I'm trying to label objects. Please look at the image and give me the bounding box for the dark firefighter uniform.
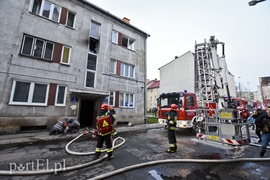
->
[109,106,117,136]
[256,106,270,157]
[166,104,178,153]
[94,104,114,160]
[253,107,264,142]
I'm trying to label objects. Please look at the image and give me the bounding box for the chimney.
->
[122,17,130,24]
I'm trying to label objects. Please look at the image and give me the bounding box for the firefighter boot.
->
[93,152,101,160]
[166,147,176,153]
[107,152,114,161]
[112,131,118,137]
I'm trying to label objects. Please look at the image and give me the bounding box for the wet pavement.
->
[0,124,270,179]
[0,123,164,148]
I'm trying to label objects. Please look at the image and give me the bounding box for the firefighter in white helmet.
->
[166,103,178,153]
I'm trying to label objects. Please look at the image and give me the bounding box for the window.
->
[9,80,49,106]
[128,38,135,50]
[108,91,115,106]
[31,0,42,15]
[55,85,67,106]
[119,93,134,108]
[112,30,118,44]
[120,63,134,78]
[66,11,75,28]
[89,21,100,54]
[30,0,61,22]
[110,59,116,74]
[85,54,97,87]
[21,35,54,60]
[61,46,71,64]
[112,30,135,50]
[90,21,100,39]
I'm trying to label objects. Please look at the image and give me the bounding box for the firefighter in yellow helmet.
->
[166,103,178,153]
[94,103,114,160]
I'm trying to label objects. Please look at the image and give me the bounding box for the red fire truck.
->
[157,91,198,129]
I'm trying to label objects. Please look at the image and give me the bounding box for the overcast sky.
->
[87,0,269,91]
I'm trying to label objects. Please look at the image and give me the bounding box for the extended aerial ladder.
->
[193,36,250,146]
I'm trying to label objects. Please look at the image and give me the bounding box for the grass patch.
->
[147,116,158,124]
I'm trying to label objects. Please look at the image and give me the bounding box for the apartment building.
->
[159,51,236,99]
[146,79,160,112]
[0,0,149,134]
[259,76,270,106]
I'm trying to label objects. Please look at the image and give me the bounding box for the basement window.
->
[21,126,47,132]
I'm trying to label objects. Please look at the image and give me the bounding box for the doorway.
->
[80,100,96,128]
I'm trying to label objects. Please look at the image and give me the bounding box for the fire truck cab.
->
[157,91,198,129]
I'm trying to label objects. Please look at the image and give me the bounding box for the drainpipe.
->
[144,35,150,124]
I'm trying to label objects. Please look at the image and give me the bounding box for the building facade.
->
[259,76,270,106]
[159,51,236,102]
[0,0,149,134]
[146,79,160,112]
[159,51,195,94]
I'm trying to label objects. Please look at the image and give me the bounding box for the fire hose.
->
[0,128,270,178]
[0,129,125,176]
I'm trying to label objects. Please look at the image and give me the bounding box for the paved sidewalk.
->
[0,123,164,147]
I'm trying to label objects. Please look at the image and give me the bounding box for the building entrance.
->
[80,100,96,128]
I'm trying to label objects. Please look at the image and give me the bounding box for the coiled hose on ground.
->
[0,130,125,176]
[0,129,269,178]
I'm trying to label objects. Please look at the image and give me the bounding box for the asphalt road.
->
[0,127,269,180]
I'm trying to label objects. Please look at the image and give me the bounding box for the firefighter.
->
[94,103,114,160]
[109,106,117,137]
[255,105,270,157]
[253,106,264,143]
[49,118,68,135]
[166,103,178,153]
[64,119,80,134]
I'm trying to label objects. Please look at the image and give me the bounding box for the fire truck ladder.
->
[195,40,215,107]
[194,36,250,146]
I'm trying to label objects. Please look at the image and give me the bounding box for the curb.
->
[0,123,164,148]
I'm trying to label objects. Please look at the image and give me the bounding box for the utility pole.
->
[247,82,251,101]
[238,76,241,98]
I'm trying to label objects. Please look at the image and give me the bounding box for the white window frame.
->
[122,34,135,50]
[60,46,71,65]
[21,35,54,60]
[112,30,118,44]
[108,91,115,106]
[110,59,116,74]
[29,0,61,22]
[55,85,67,106]
[66,10,76,28]
[120,63,134,78]
[90,21,100,39]
[85,54,97,88]
[9,80,49,106]
[119,92,135,108]
[128,38,135,50]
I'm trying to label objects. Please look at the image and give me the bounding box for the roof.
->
[78,0,150,38]
[147,80,160,89]
[158,51,193,70]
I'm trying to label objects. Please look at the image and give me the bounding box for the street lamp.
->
[238,76,241,98]
[248,0,266,6]
[247,82,251,101]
